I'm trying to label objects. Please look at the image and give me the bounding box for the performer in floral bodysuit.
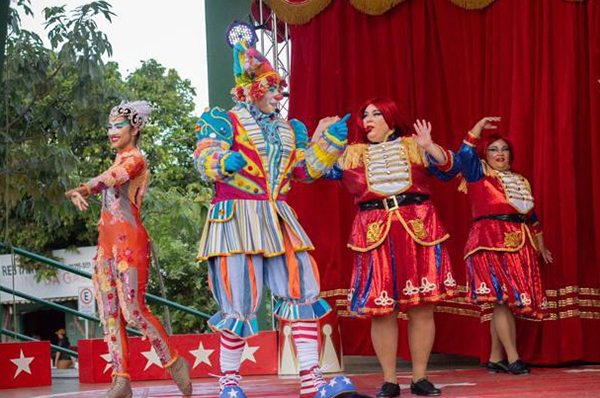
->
[65,101,192,398]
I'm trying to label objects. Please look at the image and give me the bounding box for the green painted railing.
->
[0,285,143,336]
[1,328,79,357]
[0,242,210,320]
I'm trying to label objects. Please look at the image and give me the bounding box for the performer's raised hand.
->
[223,151,247,173]
[470,116,501,138]
[65,190,89,212]
[328,113,351,141]
[312,116,340,144]
[412,119,434,150]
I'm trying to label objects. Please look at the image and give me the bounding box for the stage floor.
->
[3,365,600,398]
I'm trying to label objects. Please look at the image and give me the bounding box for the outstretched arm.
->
[457,117,501,182]
[291,114,349,182]
[65,151,145,211]
[413,119,447,164]
[413,119,460,181]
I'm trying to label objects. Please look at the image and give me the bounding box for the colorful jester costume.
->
[193,42,356,398]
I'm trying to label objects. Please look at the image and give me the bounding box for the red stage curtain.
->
[286,0,600,365]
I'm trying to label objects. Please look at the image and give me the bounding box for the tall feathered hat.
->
[109,100,153,130]
[231,41,287,102]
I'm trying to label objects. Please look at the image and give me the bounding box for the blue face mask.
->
[106,120,130,135]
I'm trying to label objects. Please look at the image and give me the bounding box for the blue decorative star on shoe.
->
[220,386,247,398]
[315,376,357,398]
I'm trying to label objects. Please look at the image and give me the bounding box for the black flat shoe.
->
[376,382,400,397]
[410,378,441,396]
[485,359,509,373]
[508,359,530,375]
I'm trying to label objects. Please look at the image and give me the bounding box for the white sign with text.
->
[0,246,96,303]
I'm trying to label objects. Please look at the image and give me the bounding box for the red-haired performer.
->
[457,117,552,375]
[326,97,460,397]
[65,101,192,398]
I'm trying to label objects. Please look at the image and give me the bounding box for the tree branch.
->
[6,64,62,130]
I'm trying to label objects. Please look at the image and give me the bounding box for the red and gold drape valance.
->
[255,0,586,24]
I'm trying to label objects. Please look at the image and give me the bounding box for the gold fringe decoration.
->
[349,0,408,16]
[258,0,588,25]
[340,143,367,170]
[446,0,498,10]
[402,136,428,166]
[257,0,333,25]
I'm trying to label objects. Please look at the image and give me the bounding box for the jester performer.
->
[325,97,460,397]
[457,117,552,375]
[65,101,192,398]
[193,41,357,398]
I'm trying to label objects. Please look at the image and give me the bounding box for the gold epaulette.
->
[402,136,428,166]
[340,144,367,170]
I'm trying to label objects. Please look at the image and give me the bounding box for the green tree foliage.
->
[1,0,119,257]
[1,1,215,332]
[143,184,216,333]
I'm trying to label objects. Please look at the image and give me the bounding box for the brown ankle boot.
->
[168,356,193,396]
[104,376,132,398]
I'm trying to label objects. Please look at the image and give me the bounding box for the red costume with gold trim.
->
[458,132,547,318]
[329,136,460,316]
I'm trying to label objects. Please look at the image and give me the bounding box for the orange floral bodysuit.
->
[83,147,176,377]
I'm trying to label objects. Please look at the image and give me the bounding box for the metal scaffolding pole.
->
[257,0,291,117]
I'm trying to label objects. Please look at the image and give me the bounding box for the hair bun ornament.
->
[110,100,153,129]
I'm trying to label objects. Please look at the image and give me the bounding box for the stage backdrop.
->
[278,0,600,365]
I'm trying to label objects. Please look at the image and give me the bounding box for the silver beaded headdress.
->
[109,100,153,130]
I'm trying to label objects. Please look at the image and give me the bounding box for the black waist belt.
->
[358,193,430,211]
[473,214,532,224]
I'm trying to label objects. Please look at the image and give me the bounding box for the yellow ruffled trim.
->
[323,129,346,148]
